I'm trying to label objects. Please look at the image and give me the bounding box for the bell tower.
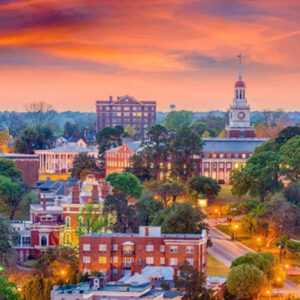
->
[225,54,255,138]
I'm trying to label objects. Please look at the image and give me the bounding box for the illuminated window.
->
[234,163,239,169]
[242,153,246,159]
[137,112,142,117]
[146,257,154,265]
[99,257,107,264]
[160,162,164,168]
[65,233,70,245]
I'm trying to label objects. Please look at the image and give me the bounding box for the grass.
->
[214,185,253,205]
[207,255,230,277]
[22,259,37,266]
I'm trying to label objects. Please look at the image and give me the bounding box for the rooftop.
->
[0,153,39,159]
[34,145,97,153]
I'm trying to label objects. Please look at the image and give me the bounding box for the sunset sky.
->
[0,0,300,112]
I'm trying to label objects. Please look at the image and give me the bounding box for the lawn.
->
[207,254,230,277]
[214,185,253,205]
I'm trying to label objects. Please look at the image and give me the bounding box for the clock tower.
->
[225,54,255,138]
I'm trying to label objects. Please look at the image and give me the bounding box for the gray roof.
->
[202,138,268,153]
[0,153,39,159]
[83,232,204,238]
[109,140,142,153]
[36,145,95,152]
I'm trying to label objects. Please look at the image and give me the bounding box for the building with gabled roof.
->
[96,95,156,135]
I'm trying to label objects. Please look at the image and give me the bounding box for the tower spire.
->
[237,53,243,80]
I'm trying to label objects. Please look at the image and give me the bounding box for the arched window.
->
[236,90,238,99]
[65,216,71,228]
[243,90,245,99]
[41,236,47,247]
[65,233,70,245]
[240,90,242,99]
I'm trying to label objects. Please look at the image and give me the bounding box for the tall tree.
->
[174,260,206,300]
[279,135,300,181]
[284,181,300,207]
[0,158,22,182]
[169,126,203,182]
[25,101,56,125]
[231,151,282,202]
[103,193,139,233]
[22,275,52,300]
[71,153,102,180]
[275,126,300,146]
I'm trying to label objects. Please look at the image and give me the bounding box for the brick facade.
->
[79,227,207,281]
[96,95,156,135]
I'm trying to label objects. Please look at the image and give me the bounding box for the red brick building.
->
[105,140,141,175]
[96,95,156,135]
[79,226,207,281]
[0,153,39,186]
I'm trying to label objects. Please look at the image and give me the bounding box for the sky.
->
[0,0,300,112]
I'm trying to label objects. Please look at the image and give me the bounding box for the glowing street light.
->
[231,224,239,240]
[257,237,262,252]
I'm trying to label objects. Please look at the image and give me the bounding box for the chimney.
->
[109,96,113,102]
[92,185,99,204]
[145,227,149,237]
[42,195,46,210]
[138,264,142,274]
[131,264,135,276]
[72,184,80,204]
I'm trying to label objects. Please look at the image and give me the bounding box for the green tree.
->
[96,126,124,154]
[153,202,208,234]
[0,274,20,300]
[164,110,193,131]
[284,181,300,207]
[127,154,152,182]
[169,126,203,182]
[63,121,81,138]
[0,158,22,182]
[0,213,19,268]
[14,127,38,154]
[174,260,206,300]
[76,202,108,236]
[0,176,25,220]
[103,193,139,233]
[227,264,266,299]
[188,176,221,200]
[275,126,300,146]
[105,172,143,198]
[231,151,282,202]
[71,153,102,180]
[135,190,164,226]
[156,181,184,206]
[279,135,300,181]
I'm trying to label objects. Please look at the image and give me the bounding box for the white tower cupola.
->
[225,54,255,138]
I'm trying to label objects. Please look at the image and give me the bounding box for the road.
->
[207,221,300,296]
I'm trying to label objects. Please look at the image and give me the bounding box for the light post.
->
[231,224,239,241]
[257,237,262,252]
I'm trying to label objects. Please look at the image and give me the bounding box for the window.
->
[186,246,194,253]
[65,216,71,228]
[65,233,70,245]
[226,163,231,168]
[22,236,31,246]
[83,256,90,264]
[220,153,224,158]
[186,258,194,265]
[160,245,165,252]
[99,244,107,252]
[113,268,118,275]
[219,163,224,168]
[242,153,246,159]
[137,112,142,117]
[113,256,118,264]
[170,258,178,266]
[83,244,90,251]
[234,154,239,158]
[170,245,178,253]
[146,257,154,265]
[160,257,165,265]
[227,154,231,158]
[146,244,154,252]
[99,257,107,264]
[40,235,47,247]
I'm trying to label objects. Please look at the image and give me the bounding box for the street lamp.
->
[231,224,239,241]
[257,237,262,252]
